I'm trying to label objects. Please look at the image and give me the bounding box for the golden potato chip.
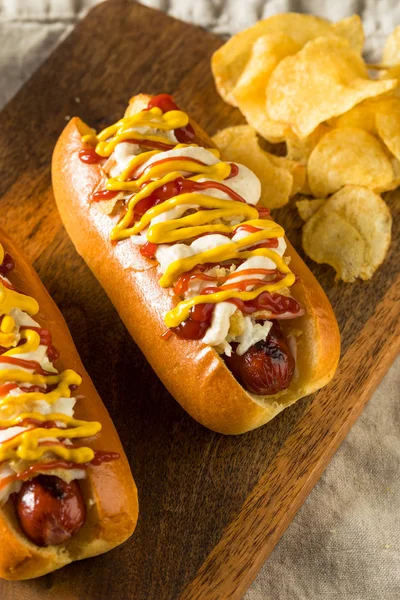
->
[232,33,300,142]
[307,127,393,197]
[373,156,400,193]
[296,199,325,221]
[267,153,306,196]
[328,100,378,133]
[379,63,400,79]
[331,15,364,54]
[383,25,400,66]
[375,97,400,161]
[285,124,331,163]
[211,13,365,106]
[300,179,312,196]
[378,64,400,97]
[329,96,398,135]
[266,37,397,138]
[302,186,392,281]
[384,157,400,191]
[212,124,293,208]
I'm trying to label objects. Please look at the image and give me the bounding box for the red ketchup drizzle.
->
[90,451,120,466]
[0,382,18,396]
[131,174,250,256]
[147,94,180,113]
[247,239,279,251]
[138,156,206,180]
[234,224,262,234]
[174,267,275,296]
[20,384,52,393]
[226,163,239,179]
[0,279,26,295]
[171,292,301,341]
[174,272,217,296]
[20,325,60,362]
[161,329,173,340]
[124,138,174,151]
[0,419,58,432]
[0,451,120,491]
[79,148,102,164]
[140,242,158,259]
[0,382,49,396]
[0,252,15,275]
[91,189,119,202]
[132,175,246,233]
[147,94,195,143]
[0,355,52,376]
[228,292,301,316]
[257,207,271,218]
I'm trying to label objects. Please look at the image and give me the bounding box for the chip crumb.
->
[64,115,71,121]
[75,96,81,103]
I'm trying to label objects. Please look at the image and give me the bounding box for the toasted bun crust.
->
[0,230,138,580]
[52,96,340,435]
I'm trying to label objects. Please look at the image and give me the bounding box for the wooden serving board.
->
[0,2,399,598]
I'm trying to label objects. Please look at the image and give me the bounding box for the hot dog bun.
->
[0,229,138,580]
[52,95,340,435]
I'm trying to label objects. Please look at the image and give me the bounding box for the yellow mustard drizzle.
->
[0,243,101,465]
[84,104,295,328]
[85,107,189,157]
[0,315,16,348]
[0,280,39,316]
[4,328,40,356]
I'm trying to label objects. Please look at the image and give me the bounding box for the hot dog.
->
[16,476,86,547]
[52,93,340,435]
[0,230,138,580]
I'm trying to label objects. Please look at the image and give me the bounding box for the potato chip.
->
[385,157,400,191]
[302,186,392,281]
[331,15,364,54]
[299,179,312,196]
[267,153,306,196]
[212,124,293,208]
[329,96,400,139]
[232,33,300,142]
[382,25,400,66]
[296,199,325,221]
[328,100,378,133]
[378,64,400,98]
[266,37,397,138]
[373,156,400,193]
[307,127,394,197]
[211,13,365,106]
[285,124,331,163]
[375,97,400,161]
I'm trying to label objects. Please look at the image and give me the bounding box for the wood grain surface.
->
[0,2,399,599]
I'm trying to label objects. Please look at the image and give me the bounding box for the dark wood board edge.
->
[182,278,400,599]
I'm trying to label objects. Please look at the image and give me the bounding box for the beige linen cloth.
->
[1,1,399,598]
